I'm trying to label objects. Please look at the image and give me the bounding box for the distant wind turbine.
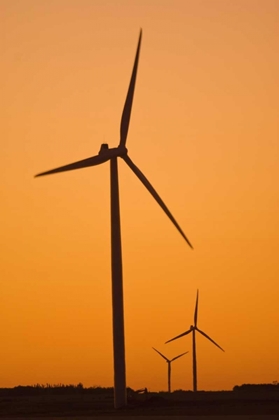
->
[152,347,188,393]
[35,30,193,408]
[165,290,224,392]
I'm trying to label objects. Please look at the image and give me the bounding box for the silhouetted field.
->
[1,385,279,416]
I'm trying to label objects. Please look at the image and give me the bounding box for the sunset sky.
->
[1,0,279,392]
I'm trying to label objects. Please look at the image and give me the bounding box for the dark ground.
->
[1,391,279,417]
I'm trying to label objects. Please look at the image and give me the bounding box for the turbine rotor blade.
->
[152,347,169,362]
[34,154,109,177]
[165,328,192,344]
[119,29,142,148]
[123,155,193,249]
[170,351,189,362]
[196,327,225,352]
[194,289,199,327]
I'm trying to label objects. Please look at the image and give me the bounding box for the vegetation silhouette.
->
[1,383,278,416]
[1,382,278,396]
[233,382,279,392]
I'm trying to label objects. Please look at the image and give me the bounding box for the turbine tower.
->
[35,30,193,408]
[165,290,224,392]
[152,347,188,393]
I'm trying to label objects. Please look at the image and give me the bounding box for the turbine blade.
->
[194,289,199,327]
[123,155,193,249]
[196,328,225,352]
[119,29,142,148]
[35,154,109,177]
[165,328,192,344]
[171,351,188,362]
[152,347,169,362]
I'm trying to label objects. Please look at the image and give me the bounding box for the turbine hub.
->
[118,145,128,156]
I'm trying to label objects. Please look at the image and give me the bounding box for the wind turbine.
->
[152,347,188,393]
[35,30,193,408]
[165,290,224,392]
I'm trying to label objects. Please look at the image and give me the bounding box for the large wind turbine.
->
[165,290,224,392]
[35,30,193,408]
[152,347,188,393]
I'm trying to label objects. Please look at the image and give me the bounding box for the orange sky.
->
[1,0,279,392]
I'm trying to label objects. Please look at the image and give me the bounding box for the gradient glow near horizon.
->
[1,0,279,392]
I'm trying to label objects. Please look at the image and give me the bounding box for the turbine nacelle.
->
[99,143,109,152]
[98,144,128,158]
